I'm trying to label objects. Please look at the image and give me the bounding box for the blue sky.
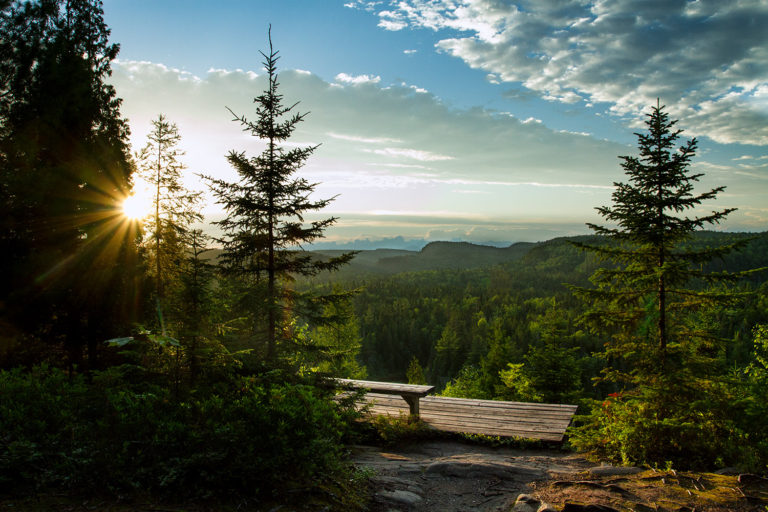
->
[103,0,768,247]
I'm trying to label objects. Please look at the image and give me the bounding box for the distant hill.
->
[311,241,535,279]
[376,241,534,273]
[202,231,768,282]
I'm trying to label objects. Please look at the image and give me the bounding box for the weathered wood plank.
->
[363,395,575,421]
[353,392,577,442]
[423,395,578,411]
[366,406,573,428]
[336,378,434,396]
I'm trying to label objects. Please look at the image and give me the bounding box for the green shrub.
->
[0,365,351,500]
[569,381,768,472]
[366,413,434,445]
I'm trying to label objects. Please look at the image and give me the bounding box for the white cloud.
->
[334,72,382,85]
[327,132,403,144]
[404,49,418,55]
[343,0,383,11]
[371,147,455,161]
[108,59,765,236]
[362,0,768,145]
[378,10,408,30]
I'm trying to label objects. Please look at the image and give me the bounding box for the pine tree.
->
[571,101,751,385]
[176,228,215,384]
[135,114,202,331]
[0,0,136,368]
[570,102,760,467]
[204,29,353,362]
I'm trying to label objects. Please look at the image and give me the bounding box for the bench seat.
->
[358,393,577,442]
[335,378,435,415]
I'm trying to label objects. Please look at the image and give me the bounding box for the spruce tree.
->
[176,228,215,385]
[135,114,202,331]
[205,29,353,362]
[570,102,758,467]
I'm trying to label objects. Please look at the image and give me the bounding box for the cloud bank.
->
[109,58,767,243]
[350,0,768,145]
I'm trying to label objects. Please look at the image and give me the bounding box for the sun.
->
[121,187,153,220]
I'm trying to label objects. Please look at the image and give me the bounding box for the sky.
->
[103,0,768,249]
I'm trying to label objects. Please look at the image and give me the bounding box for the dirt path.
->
[352,441,592,511]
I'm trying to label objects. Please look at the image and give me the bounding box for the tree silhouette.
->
[135,114,202,332]
[205,29,353,362]
[0,0,136,369]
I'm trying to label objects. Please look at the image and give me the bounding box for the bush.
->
[352,413,434,446]
[569,380,768,472]
[0,365,351,501]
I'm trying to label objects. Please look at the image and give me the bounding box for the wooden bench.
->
[334,378,435,416]
[351,391,577,442]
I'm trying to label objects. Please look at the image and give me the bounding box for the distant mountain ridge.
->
[312,240,535,277]
[204,231,768,280]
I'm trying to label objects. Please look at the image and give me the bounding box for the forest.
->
[1,0,767,510]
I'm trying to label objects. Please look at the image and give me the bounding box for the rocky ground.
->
[352,441,768,512]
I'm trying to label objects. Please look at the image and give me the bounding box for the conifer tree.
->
[176,228,215,384]
[0,0,136,368]
[135,114,202,330]
[406,356,427,385]
[570,102,759,467]
[205,29,353,362]
[572,101,751,384]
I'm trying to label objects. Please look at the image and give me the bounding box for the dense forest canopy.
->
[1,1,767,507]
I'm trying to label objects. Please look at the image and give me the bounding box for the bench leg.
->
[403,395,420,416]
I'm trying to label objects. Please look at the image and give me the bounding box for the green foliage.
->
[0,365,352,501]
[569,377,767,472]
[571,103,750,386]
[739,325,768,472]
[747,324,768,386]
[500,306,584,404]
[366,414,434,446]
[442,365,493,399]
[0,0,137,368]
[406,356,427,385]
[304,296,367,378]
[203,29,354,361]
[569,103,766,470]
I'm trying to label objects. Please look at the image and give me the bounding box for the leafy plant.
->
[366,414,434,446]
[0,365,354,500]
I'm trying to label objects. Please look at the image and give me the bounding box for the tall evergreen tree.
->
[135,114,202,331]
[0,0,136,368]
[570,102,759,467]
[572,101,751,384]
[175,228,215,385]
[205,29,353,362]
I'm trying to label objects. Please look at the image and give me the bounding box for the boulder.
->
[376,489,423,507]
[511,493,541,512]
